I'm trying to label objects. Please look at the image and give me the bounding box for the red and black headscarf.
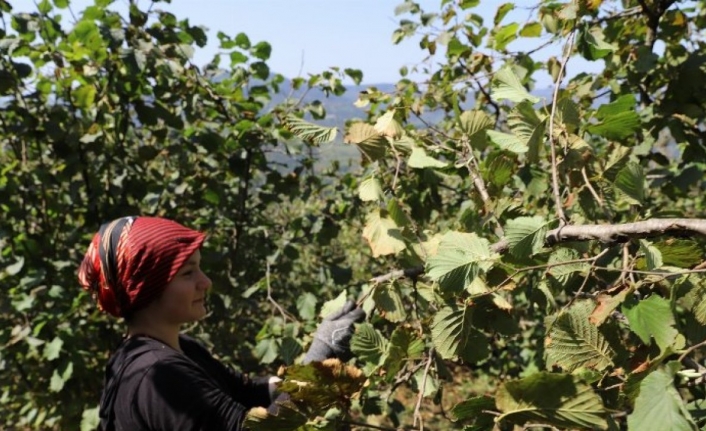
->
[78,216,206,318]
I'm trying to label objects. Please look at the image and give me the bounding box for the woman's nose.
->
[198,271,212,290]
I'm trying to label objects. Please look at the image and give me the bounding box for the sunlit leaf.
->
[487,130,528,153]
[381,327,425,377]
[345,122,387,161]
[614,162,644,205]
[362,209,406,257]
[42,336,63,361]
[408,146,448,169]
[374,110,404,138]
[545,300,616,372]
[627,362,697,431]
[350,323,387,365]
[372,281,407,323]
[431,305,489,363]
[520,22,542,37]
[639,239,663,270]
[653,240,702,268]
[504,216,550,258]
[491,66,540,104]
[622,295,678,352]
[358,176,384,202]
[426,231,498,293]
[285,115,337,145]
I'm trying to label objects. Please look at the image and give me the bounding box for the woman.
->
[78,216,364,431]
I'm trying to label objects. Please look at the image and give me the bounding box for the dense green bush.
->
[3,0,706,430]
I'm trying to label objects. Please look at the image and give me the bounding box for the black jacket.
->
[100,334,271,431]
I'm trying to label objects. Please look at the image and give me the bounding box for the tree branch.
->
[371,218,706,283]
[548,29,576,223]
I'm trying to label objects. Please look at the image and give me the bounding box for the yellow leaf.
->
[374,111,404,138]
[362,209,406,257]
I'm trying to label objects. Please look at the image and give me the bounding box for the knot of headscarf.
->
[78,216,206,318]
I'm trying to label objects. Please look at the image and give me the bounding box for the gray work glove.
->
[302,300,366,364]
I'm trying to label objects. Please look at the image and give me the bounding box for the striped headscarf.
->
[78,216,206,318]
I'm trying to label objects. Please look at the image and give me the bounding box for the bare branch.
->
[548,29,576,223]
[413,348,435,431]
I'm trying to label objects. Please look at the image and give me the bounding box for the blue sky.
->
[12,0,603,87]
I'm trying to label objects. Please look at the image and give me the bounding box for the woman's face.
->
[147,249,212,325]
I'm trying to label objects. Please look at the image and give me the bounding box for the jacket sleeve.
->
[133,357,251,431]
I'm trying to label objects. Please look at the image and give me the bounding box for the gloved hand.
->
[302,300,366,364]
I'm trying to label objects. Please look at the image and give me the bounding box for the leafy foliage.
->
[4,0,706,429]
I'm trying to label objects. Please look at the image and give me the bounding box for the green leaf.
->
[459,110,493,150]
[372,282,407,323]
[235,32,251,49]
[73,84,96,109]
[49,362,73,392]
[374,111,404,138]
[545,300,616,372]
[53,0,69,8]
[362,209,406,257]
[504,216,550,258]
[520,22,542,37]
[452,396,495,423]
[408,146,448,169]
[358,176,384,202]
[622,295,678,352]
[229,50,248,65]
[350,323,388,364]
[431,305,489,363]
[491,67,540,104]
[491,22,519,51]
[459,110,494,136]
[426,231,498,293]
[494,3,515,25]
[5,257,24,275]
[381,327,425,377]
[601,144,631,181]
[627,362,697,431]
[254,338,279,364]
[320,291,348,319]
[639,240,663,270]
[496,372,608,430]
[251,41,271,60]
[80,406,100,431]
[42,336,63,361]
[614,162,644,205]
[578,25,616,61]
[486,130,528,153]
[586,95,640,140]
[279,337,302,365]
[344,68,363,85]
[507,101,546,162]
[386,199,411,228]
[548,248,589,284]
[345,122,387,161]
[653,240,702,268]
[296,292,317,320]
[285,115,337,145]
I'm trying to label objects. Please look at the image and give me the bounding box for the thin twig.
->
[413,348,435,431]
[580,167,611,221]
[341,419,414,431]
[548,29,576,223]
[565,247,611,308]
[678,339,706,362]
